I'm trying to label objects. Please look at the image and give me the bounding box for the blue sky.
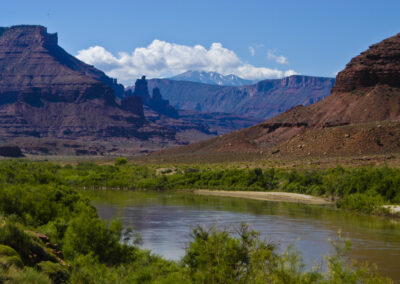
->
[2,0,400,84]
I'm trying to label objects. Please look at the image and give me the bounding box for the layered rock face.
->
[0,25,157,140]
[332,33,400,93]
[0,25,124,105]
[261,33,400,129]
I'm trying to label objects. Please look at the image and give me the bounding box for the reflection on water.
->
[88,190,400,282]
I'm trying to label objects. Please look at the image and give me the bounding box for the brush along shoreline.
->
[193,190,333,205]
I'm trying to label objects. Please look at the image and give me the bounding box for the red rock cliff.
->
[332,33,400,93]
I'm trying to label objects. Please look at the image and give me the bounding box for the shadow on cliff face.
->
[0,146,24,157]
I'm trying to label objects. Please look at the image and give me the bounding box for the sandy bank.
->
[194,190,333,205]
[382,205,400,214]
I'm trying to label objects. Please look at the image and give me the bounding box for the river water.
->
[88,190,400,281]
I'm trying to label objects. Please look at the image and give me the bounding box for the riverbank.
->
[194,190,333,205]
[382,205,400,214]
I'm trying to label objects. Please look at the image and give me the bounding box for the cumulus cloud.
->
[267,51,289,65]
[76,40,297,85]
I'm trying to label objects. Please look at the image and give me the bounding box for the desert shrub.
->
[0,184,92,228]
[62,213,134,264]
[69,253,187,284]
[182,225,391,284]
[0,221,57,266]
[183,224,278,283]
[3,266,51,284]
[0,245,23,268]
[115,157,128,166]
[336,193,385,214]
[38,261,70,284]
[281,170,324,194]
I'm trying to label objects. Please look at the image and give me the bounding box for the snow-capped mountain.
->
[169,70,255,86]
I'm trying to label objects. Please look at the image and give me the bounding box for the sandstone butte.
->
[0,25,264,157]
[0,25,162,140]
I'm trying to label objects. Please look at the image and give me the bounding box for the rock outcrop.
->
[125,76,179,118]
[332,33,400,93]
[0,25,162,141]
[0,25,124,105]
[150,87,179,118]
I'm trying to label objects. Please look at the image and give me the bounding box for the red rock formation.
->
[127,76,179,118]
[0,25,257,154]
[0,25,124,104]
[156,32,400,156]
[332,33,400,93]
[0,25,167,140]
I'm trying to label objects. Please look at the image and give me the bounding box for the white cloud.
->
[76,40,297,85]
[267,51,289,65]
[249,46,255,56]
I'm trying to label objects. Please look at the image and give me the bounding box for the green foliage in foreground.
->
[0,159,396,282]
[1,159,399,214]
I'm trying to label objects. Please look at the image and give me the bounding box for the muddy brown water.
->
[88,191,400,282]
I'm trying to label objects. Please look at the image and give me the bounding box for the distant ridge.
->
[147,75,335,120]
[169,70,255,86]
[149,32,400,160]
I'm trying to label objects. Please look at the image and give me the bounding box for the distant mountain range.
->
[169,70,255,86]
[152,32,400,160]
[147,75,335,120]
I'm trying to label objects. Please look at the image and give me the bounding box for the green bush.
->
[38,261,70,284]
[337,193,385,214]
[62,213,134,264]
[183,224,278,283]
[0,245,23,268]
[0,255,24,269]
[3,266,52,284]
[115,157,128,166]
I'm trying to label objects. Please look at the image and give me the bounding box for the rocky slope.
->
[146,75,334,119]
[150,32,400,159]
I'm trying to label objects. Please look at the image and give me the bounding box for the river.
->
[88,190,400,282]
